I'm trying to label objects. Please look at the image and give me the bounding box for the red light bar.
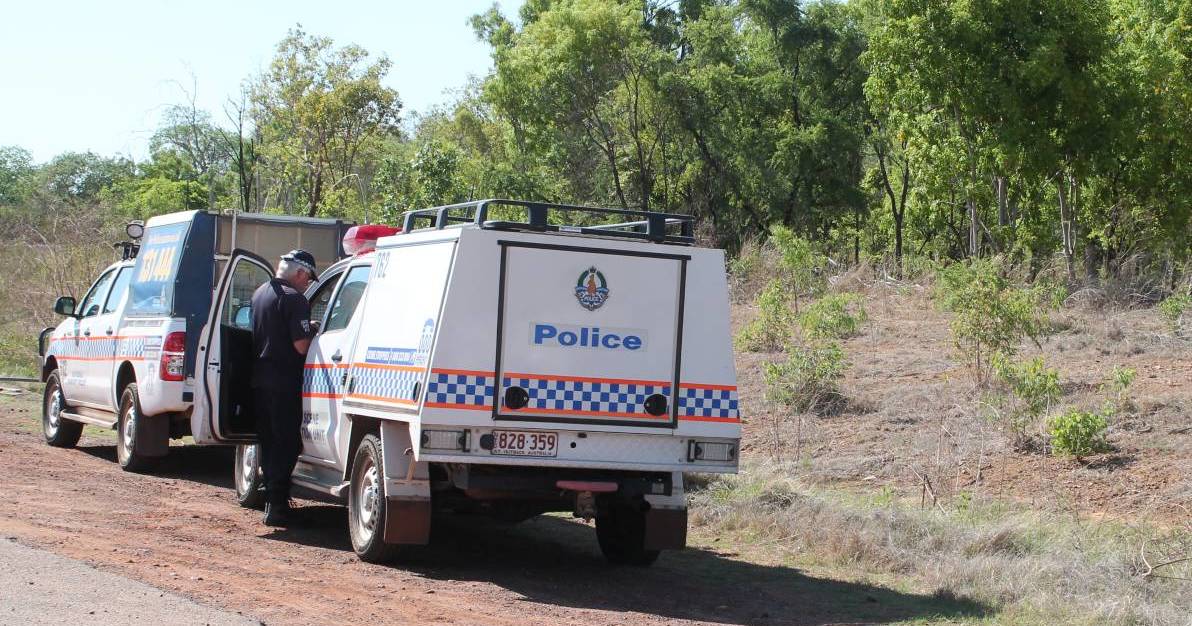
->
[343,224,400,255]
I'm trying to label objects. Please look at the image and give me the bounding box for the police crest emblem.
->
[574,266,610,311]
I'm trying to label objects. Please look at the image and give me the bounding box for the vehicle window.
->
[78,270,117,318]
[127,221,190,317]
[323,266,371,333]
[102,267,133,315]
[308,273,343,326]
[221,259,272,330]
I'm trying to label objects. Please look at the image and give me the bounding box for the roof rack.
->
[399,199,695,245]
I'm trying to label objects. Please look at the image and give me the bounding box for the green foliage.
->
[1158,294,1189,334]
[763,341,847,412]
[769,225,827,309]
[1049,409,1109,458]
[936,259,1054,383]
[736,279,795,352]
[798,293,868,339]
[992,355,1062,445]
[1102,365,1136,416]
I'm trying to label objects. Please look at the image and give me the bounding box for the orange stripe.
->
[679,415,741,423]
[432,368,495,377]
[49,335,142,342]
[505,406,670,420]
[304,363,349,370]
[681,382,738,391]
[502,372,670,387]
[345,393,417,406]
[302,392,342,399]
[355,362,424,372]
[424,401,490,411]
[56,356,146,362]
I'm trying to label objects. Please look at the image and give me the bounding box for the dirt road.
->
[0,391,980,626]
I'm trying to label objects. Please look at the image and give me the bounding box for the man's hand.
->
[310,320,321,333]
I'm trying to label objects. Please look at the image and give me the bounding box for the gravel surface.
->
[0,538,259,625]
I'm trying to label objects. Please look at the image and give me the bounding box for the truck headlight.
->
[687,440,736,463]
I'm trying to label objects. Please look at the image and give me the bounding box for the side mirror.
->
[53,296,77,317]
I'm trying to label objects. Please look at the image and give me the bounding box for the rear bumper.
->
[417,426,739,474]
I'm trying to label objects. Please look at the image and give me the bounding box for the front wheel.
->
[116,383,158,473]
[42,371,82,448]
[348,434,400,563]
[596,500,660,567]
[234,444,265,509]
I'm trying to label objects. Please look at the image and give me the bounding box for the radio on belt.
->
[191,199,741,566]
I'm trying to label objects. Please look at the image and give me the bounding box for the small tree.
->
[992,355,1061,448]
[737,279,796,351]
[936,258,1053,384]
[1050,410,1109,459]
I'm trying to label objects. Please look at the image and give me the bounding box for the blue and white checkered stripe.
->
[303,366,346,397]
[504,376,670,416]
[49,335,149,360]
[352,365,423,403]
[678,386,740,419]
[426,372,495,408]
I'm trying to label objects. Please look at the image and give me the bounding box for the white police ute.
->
[194,200,742,565]
[38,210,351,471]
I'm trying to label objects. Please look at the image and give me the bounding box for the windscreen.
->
[127,221,191,316]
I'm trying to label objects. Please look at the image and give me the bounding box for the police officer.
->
[251,249,319,527]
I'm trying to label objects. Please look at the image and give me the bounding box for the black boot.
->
[263,495,292,527]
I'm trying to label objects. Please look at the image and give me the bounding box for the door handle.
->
[105,328,114,335]
[331,350,342,362]
[83,330,91,337]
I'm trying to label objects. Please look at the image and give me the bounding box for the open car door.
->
[192,249,273,444]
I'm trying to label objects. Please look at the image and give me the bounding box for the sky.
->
[0,0,522,164]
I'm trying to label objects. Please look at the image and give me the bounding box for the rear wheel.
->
[116,383,157,473]
[596,499,660,567]
[234,444,265,509]
[348,434,400,563]
[42,371,82,448]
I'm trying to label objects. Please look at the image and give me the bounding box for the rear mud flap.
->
[137,414,171,457]
[384,497,432,545]
[643,507,687,550]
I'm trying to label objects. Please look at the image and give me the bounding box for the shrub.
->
[798,293,868,340]
[1103,365,1136,415]
[1049,409,1109,458]
[993,355,1061,446]
[769,225,826,311]
[935,258,1054,383]
[1158,294,1189,334]
[763,341,847,412]
[737,279,796,351]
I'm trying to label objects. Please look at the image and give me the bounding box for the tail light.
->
[160,331,186,381]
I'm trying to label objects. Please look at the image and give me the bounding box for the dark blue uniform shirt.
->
[250,278,316,390]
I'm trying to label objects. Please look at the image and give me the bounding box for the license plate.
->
[490,430,559,458]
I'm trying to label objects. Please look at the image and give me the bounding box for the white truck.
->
[196,200,741,565]
[38,210,351,471]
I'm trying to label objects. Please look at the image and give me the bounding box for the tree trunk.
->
[1057,174,1076,281]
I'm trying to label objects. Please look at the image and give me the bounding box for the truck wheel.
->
[596,500,660,567]
[42,370,82,448]
[234,444,266,509]
[348,434,400,563]
[116,383,158,473]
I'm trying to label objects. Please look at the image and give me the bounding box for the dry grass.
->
[689,462,1192,625]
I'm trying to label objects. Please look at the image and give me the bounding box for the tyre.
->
[234,444,266,509]
[42,370,82,448]
[116,383,158,473]
[348,434,400,563]
[595,500,660,567]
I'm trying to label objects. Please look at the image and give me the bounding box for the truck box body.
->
[336,227,741,472]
